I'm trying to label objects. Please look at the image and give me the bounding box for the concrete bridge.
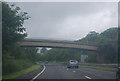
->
[20,38,98,51]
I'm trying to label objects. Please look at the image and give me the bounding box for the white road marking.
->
[85,76,92,79]
[30,65,46,81]
[73,71,76,72]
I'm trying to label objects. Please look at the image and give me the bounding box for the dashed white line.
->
[30,65,46,81]
[85,76,92,79]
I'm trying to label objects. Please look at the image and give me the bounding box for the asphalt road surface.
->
[34,64,116,79]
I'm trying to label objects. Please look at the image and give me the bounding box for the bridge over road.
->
[19,38,98,51]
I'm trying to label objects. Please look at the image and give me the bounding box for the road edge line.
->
[85,76,92,79]
[30,65,46,81]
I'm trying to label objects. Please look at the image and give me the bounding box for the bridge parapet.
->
[20,38,98,51]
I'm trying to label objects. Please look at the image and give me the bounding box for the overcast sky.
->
[14,2,118,41]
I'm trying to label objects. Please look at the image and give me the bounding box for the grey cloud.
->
[13,2,118,40]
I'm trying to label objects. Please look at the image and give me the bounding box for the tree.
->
[78,31,99,45]
[2,2,29,51]
[2,2,31,75]
[24,47,38,62]
[98,27,118,63]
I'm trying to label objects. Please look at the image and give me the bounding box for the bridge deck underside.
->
[20,41,97,51]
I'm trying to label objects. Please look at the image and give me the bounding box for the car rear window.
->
[70,60,76,62]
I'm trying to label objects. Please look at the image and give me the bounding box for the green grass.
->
[80,65,117,72]
[3,64,41,79]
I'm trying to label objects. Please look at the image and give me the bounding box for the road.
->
[33,63,116,79]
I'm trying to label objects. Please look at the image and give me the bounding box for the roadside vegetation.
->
[3,64,40,79]
[80,65,117,72]
[2,2,41,77]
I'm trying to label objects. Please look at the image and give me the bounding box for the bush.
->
[3,59,33,75]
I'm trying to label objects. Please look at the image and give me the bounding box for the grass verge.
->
[80,65,117,72]
[3,64,40,79]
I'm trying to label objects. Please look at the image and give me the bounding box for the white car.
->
[67,60,79,68]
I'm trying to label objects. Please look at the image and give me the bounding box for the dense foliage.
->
[97,28,118,63]
[2,2,39,75]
